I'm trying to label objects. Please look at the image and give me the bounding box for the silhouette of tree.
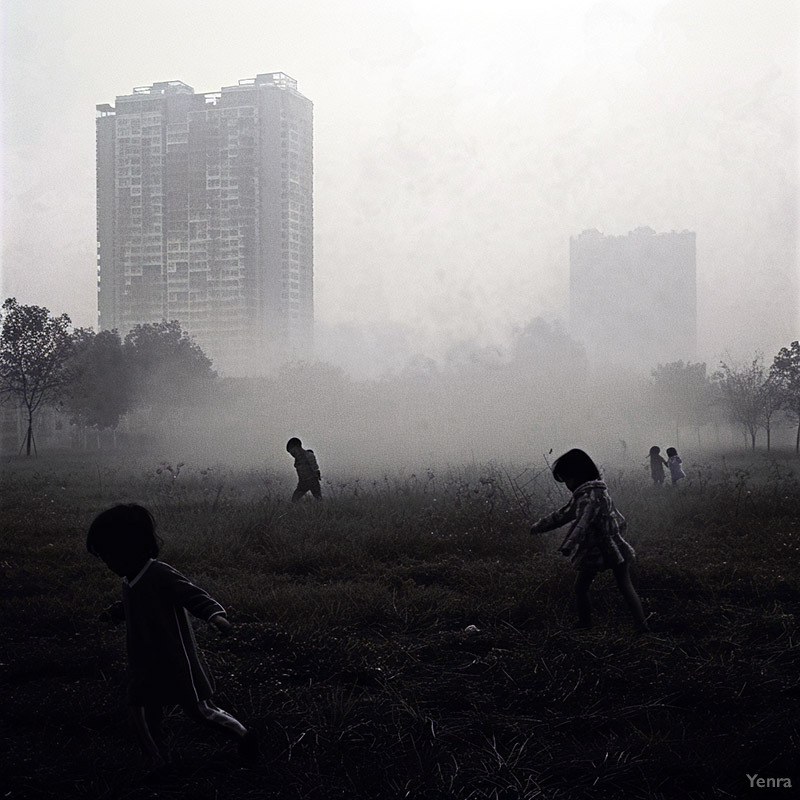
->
[771,341,800,453]
[510,319,586,371]
[62,328,131,446]
[651,361,714,447]
[714,356,770,450]
[0,298,73,455]
[123,320,216,409]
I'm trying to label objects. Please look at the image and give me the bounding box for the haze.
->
[1,0,798,379]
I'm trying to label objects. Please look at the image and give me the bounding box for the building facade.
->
[96,73,313,375]
[569,228,697,370]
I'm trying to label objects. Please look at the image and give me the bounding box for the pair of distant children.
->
[87,446,648,770]
[648,445,685,485]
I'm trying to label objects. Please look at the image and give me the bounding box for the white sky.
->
[1,0,798,369]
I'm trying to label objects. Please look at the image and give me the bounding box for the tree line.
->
[651,347,800,452]
[0,298,214,455]
[2,296,800,456]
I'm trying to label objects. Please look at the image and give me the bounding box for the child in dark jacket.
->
[87,504,258,767]
[648,446,668,485]
[529,449,649,633]
[286,437,322,502]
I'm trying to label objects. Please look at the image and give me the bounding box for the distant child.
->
[87,504,258,768]
[529,449,649,633]
[648,446,668,486]
[286,437,322,502]
[666,447,686,484]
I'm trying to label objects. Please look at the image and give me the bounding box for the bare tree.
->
[651,361,714,447]
[714,355,774,450]
[0,298,74,455]
[759,373,783,451]
[771,341,800,454]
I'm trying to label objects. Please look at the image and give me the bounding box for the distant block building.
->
[569,228,697,370]
[96,74,313,375]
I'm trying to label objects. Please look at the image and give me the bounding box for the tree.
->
[714,356,769,450]
[771,341,800,454]
[0,298,74,455]
[651,361,714,447]
[123,320,216,409]
[62,328,131,446]
[759,373,783,451]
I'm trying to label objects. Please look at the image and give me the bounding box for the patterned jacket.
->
[530,480,635,571]
[668,455,686,481]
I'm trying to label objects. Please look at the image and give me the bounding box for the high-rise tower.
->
[96,73,313,374]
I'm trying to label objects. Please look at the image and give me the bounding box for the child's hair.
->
[286,437,302,452]
[86,504,160,562]
[649,445,661,456]
[551,449,601,485]
[666,447,678,457]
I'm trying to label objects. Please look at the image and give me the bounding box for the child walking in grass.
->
[87,504,258,768]
[286,437,322,502]
[529,449,649,633]
[666,447,686,484]
[648,446,668,486]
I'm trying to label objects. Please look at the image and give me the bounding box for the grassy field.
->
[1,450,799,799]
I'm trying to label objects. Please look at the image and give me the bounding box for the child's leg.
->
[185,700,247,738]
[573,570,596,627]
[131,705,167,765]
[612,562,648,631]
[182,700,259,761]
[291,485,307,503]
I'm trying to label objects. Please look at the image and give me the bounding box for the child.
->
[648,445,668,486]
[87,504,258,768]
[529,449,649,633]
[286,437,322,502]
[666,447,686,484]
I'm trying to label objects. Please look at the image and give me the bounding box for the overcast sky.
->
[1,0,798,370]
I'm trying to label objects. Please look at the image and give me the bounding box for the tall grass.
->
[1,451,799,798]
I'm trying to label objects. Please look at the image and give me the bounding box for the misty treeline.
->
[2,296,800,462]
[0,298,213,455]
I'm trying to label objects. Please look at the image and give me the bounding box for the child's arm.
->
[530,500,575,535]
[306,450,321,479]
[161,563,227,621]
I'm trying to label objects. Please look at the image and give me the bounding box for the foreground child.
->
[87,504,258,767]
[529,449,649,633]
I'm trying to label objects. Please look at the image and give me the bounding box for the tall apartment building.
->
[96,73,313,375]
[570,228,697,370]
